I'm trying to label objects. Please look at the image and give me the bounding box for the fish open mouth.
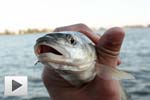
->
[34,43,72,65]
[35,44,63,55]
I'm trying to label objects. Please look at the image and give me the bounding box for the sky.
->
[0,0,150,31]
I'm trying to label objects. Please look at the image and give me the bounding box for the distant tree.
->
[124,25,144,28]
[99,27,106,30]
[147,24,150,28]
[2,28,53,35]
[4,30,12,35]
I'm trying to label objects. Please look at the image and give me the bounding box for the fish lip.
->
[34,42,69,57]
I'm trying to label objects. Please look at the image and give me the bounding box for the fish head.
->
[34,31,96,68]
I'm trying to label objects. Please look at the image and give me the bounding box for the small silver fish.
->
[34,31,134,86]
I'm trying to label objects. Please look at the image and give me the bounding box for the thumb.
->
[96,27,125,67]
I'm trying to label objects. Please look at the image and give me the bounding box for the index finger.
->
[54,23,100,44]
[54,24,121,65]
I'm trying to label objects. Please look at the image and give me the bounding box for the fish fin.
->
[95,63,135,80]
[119,81,131,100]
[34,61,40,66]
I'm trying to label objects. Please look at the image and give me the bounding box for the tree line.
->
[0,28,53,35]
[0,24,150,35]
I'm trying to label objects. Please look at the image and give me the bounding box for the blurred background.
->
[0,0,150,100]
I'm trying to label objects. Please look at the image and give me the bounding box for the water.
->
[0,33,49,100]
[0,28,150,100]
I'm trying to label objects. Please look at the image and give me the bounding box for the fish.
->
[34,31,134,86]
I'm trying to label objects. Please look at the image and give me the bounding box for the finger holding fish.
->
[34,30,134,85]
[54,23,100,44]
[94,27,135,80]
[34,24,135,100]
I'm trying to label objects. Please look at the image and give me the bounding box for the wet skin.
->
[42,23,124,100]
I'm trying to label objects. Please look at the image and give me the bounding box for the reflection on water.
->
[0,28,150,100]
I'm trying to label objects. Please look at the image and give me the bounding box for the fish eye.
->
[66,34,77,45]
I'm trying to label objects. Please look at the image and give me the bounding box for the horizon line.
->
[0,24,150,32]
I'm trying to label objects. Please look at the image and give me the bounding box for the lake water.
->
[0,28,150,100]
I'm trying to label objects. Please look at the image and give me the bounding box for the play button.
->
[4,76,28,96]
[12,80,22,91]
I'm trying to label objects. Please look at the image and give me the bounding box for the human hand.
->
[42,23,125,100]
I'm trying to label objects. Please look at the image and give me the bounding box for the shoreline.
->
[0,28,53,35]
[0,26,150,35]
